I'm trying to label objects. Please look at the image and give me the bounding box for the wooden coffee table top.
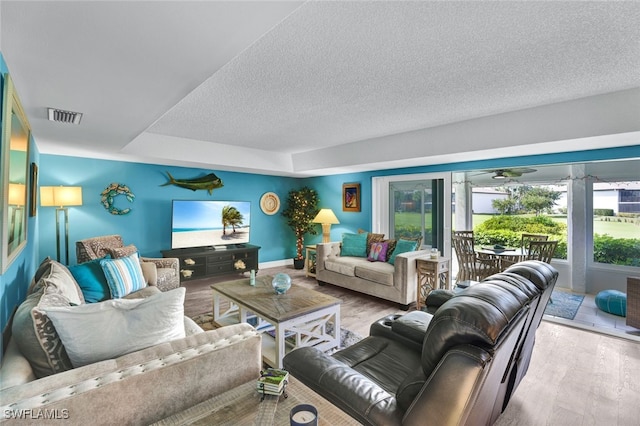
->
[153,376,360,425]
[211,275,341,323]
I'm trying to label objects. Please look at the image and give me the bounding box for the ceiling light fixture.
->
[492,171,506,179]
[47,107,83,124]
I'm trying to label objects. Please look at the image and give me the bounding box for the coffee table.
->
[152,376,360,425]
[211,275,341,368]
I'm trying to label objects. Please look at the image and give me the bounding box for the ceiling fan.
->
[481,168,537,179]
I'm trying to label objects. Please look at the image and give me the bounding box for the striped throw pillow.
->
[100,252,147,298]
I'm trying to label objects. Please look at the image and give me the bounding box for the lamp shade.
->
[40,186,83,207]
[8,183,26,206]
[313,208,340,224]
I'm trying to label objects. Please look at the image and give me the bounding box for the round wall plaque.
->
[260,192,280,215]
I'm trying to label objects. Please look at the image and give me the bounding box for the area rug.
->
[544,290,585,320]
[191,313,363,349]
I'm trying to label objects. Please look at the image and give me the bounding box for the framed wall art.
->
[342,183,361,212]
[29,163,38,217]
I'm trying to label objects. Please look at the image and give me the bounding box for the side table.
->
[305,245,317,278]
[416,256,450,310]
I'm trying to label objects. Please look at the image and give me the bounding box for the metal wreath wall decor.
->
[101,183,135,215]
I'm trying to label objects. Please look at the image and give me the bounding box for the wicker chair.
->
[76,235,180,292]
[452,231,500,283]
[525,240,558,263]
[501,233,549,268]
[627,277,640,329]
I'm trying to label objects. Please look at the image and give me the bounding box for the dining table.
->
[476,247,528,271]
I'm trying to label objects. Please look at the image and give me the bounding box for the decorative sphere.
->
[272,273,292,294]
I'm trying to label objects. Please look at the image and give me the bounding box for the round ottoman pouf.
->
[595,290,627,317]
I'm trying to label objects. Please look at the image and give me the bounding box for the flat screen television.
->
[171,200,251,249]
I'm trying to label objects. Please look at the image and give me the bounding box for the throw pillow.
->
[13,259,85,377]
[100,252,147,298]
[358,229,385,253]
[367,242,389,262]
[388,239,419,265]
[383,239,398,259]
[107,244,138,259]
[27,256,53,295]
[69,258,111,303]
[341,232,368,257]
[44,287,186,368]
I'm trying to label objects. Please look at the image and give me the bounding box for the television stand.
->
[162,244,260,283]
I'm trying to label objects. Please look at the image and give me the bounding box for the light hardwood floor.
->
[183,266,640,426]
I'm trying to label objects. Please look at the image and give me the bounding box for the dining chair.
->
[521,233,548,249]
[452,231,500,283]
[501,233,550,268]
[525,240,559,263]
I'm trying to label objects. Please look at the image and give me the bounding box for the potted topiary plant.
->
[281,186,320,269]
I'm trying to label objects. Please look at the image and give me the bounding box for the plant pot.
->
[293,258,305,270]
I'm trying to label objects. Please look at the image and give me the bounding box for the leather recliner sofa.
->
[283,260,558,426]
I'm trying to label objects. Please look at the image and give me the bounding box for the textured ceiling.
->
[1,1,639,176]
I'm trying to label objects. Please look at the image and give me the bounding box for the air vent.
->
[47,108,83,124]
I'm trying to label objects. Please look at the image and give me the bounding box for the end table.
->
[416,256,450,310]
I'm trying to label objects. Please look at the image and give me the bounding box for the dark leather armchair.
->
[283,261,558,426]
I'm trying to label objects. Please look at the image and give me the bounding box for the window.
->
[372,172,451,255]
[592,181,640,266]
[470,183,568,260]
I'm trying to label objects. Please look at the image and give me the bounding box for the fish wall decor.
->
[161,172,224,195]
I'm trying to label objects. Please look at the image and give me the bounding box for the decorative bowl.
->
[272,273,292,294]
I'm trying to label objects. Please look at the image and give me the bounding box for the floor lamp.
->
[40,186,83,265]
[313,209,340,243]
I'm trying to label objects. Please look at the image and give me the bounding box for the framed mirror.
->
[1,73,31,273]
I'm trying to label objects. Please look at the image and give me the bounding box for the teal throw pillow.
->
[388,239,418,265]
[100,252,147,298]
[341,232,368,257]
[69,258,111,303]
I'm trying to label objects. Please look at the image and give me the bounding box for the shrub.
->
[475,215,566,235]
[593,208,614,216]
[594,234,640,266]
[474,214,568,259]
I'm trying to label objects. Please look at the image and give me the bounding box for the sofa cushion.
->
[100,252,147,298]
[11,258,87,378]
[107,243,138,259]
[69,258,111,303]
[325,256,362,277]
[355,262,395,286]
[341,232,368,257]
[367,242,389,262]
[44,287,187,368]
[141,262,158,285]
[388,239,418,265]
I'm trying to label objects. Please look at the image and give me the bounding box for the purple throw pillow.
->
[368,242,389,262]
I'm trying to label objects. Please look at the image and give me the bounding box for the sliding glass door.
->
[372,172,451,255]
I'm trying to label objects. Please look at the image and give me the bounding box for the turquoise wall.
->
[37,155,301,264]
[0,53,41,350]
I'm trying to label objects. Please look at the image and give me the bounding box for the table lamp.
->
[40,185,83,264]
[313,209,339,243]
